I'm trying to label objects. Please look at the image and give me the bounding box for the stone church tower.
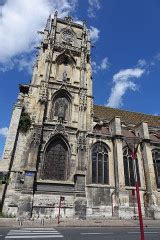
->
[1,13,160,220]
[1,12,93,219]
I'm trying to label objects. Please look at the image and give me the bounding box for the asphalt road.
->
[0,227,160,239]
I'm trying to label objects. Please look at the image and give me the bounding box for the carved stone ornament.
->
[30,126,42,147]
[55,123,66,135]
[39,82,48,103]
[45,123,68,143]
[81,52,87,70]
[54,42,81,54]
[90,99,94,117]
[62,28,74,43]
[79,89,87,111]
[45,52,52,63]
[64,16,73,24]
[78,133,87,150]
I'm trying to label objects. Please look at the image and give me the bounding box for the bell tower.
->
[2,12,93,219]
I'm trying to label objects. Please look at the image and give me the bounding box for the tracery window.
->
[92,143,109,184]
[123,148,140,186]
[152,149,160,188]
[43,138,69,181]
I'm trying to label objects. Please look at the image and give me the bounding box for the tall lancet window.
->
[92,143,109,184]
[43,138,69,181]
[152,149,160,188]
[123,148,140,186]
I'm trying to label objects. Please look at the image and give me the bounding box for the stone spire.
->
[45,14,51,31]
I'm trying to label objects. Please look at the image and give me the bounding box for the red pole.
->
[57,196,62,224]
[135,182,145,240]
[132,150,145,240]
[132,189,136,215]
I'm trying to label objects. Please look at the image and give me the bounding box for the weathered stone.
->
[1,13,160,221]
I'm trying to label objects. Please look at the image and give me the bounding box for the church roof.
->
[93,105,160,127]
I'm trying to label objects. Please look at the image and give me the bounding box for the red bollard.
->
[57,196,65,224]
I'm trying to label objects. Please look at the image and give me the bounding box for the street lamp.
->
[123,136,145,240]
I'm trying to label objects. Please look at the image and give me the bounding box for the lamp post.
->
[123,137,145,240]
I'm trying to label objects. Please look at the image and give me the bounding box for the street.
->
[0,227,160,239]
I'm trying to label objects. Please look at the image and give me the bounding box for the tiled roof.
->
[93,105,160,127]
[150,134,160,143]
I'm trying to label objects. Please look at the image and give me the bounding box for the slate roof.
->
[93,105,160,127]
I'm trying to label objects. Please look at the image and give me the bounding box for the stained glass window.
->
[43,139,68,181]
[152,149,160,188]
[123,148,140,186]
[92,143,109,184]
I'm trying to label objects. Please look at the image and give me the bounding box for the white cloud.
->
[92,57,110,73]
[100,57,109,70]
[107,68,145,108]
[113,68,144,82]
[0,54,34,73]
[154,53,160,61]
[0,127,8,137]
[15,55,34,73]
[74,20,83,25]
[88,0,101,18]
[153,113,159,116]
[137,59,147,68]
[0,0,77,72]
[89,26,100,43]
[137,53,160,70]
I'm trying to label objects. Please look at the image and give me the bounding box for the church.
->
[0,12,160,220]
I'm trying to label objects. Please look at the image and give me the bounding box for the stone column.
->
[1,94,23,171]
[110,117,126,189]
[20,55,49,218]
[136,122,157,193]
[1,94,23,217]
[19,124,42,219]
[136,122,157,217]
[110,117,129,217]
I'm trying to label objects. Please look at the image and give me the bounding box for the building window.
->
[123,148,140,187]
[152,149,160,188]
[92,143,109,184]
[43,138,69,181]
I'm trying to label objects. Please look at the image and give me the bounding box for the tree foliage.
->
[19,112,31,133]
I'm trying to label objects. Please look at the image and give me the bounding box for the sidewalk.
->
[0,218,160,228]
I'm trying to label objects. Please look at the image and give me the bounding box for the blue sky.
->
[0,0,160,159]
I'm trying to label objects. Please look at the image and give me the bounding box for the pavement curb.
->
[0,218,160,228]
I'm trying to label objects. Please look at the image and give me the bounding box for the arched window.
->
[123,148,140,186]
[152,149,160,188]
[92,143,109,184]
[43,138,69,181]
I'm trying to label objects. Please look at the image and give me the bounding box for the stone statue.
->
[58,98,68,123]
[63,70,67,83]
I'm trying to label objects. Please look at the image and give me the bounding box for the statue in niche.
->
[54,97,68,123]
[63,70,67,83]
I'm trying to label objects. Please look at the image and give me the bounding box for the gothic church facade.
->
[1,13,160,220]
